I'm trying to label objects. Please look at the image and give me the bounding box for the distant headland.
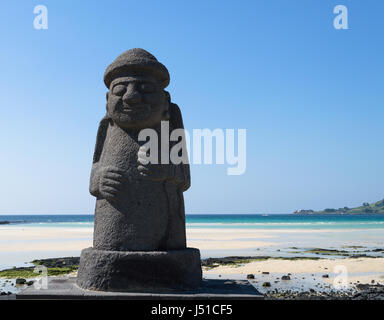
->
[294,199,384,215]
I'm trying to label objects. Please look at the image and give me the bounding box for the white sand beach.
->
[2,226,380,253]
[204,257,384,285]
[1,225,384,290]
[0,226,274,253]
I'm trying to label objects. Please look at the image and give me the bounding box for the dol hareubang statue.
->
[91,49,189,251]
[77,49,202,292]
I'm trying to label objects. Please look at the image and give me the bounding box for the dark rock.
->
[262,272,269,275]
[15,278,26,285]
[262,282,271,287]
[32,257,79,268]
[371,248,384,252]
[247,274,255,279]
[281,275,291,280]
[322,274,329,278]
[201,256,269,268]
[265,283,384,300]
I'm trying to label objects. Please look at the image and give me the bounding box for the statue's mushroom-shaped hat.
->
[104,48,170,89]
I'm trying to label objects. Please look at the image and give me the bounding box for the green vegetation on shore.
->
[1,248,383,277]
[0,267,77,278]
[0,257,79,279]
[294,199,384,215]
[1,256,323,276]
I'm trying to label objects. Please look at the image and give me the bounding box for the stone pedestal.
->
[77,247,202,292]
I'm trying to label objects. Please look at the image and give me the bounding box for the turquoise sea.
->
[1,214,384,230]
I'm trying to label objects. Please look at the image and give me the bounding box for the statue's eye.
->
[140,83,155,93]
[112,84,126,96]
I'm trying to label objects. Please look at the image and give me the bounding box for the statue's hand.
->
[137,151,173,182]
[99,166,124,200]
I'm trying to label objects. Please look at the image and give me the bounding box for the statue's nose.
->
[122,88,141,104]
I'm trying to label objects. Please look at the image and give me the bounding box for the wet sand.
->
[0,226,275,253]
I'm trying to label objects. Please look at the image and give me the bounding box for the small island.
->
[294,199,384,215]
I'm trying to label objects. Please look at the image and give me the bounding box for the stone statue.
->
[77,48,202,292]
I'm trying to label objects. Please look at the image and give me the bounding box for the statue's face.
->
[107,75,168,130]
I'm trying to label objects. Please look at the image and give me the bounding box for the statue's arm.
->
[89,163,101,197]
[137,102,190,191]
[169,103,191,192]
[89,117,109,198]
[173,163,190,192]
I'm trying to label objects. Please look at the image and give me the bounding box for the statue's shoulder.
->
[93,116,110,163]
[169,103,184,130]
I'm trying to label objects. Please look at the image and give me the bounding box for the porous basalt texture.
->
[77,247,202,292]
[78,48,201,292]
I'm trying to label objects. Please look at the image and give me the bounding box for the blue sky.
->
[0,0,383,214]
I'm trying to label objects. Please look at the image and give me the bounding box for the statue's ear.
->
[105,92,109,113]
[162,90,171,121]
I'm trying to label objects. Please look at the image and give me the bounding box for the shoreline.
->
[1,255,384,300]
[1,224,384,266]
[1,225,384,258]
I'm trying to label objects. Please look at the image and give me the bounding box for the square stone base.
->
[76,247,203,292]
[17,277,263,300]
